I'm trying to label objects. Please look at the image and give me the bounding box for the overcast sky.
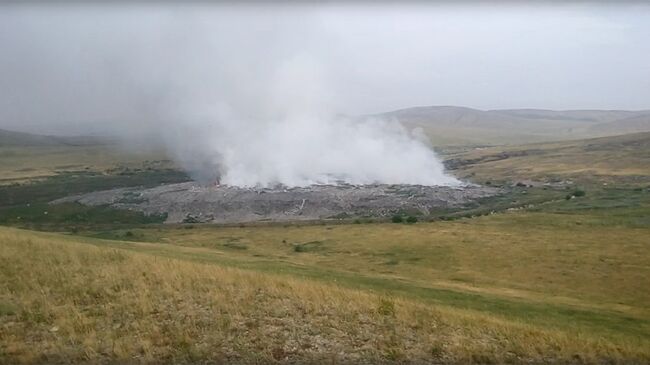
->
[1,3,649,135]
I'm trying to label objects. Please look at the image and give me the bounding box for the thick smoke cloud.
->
[0,5,459,187]
[169,111,457,187]
[160,38,458,186]
[3,4,647,186]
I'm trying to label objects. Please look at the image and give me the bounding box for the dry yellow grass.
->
[125,212,650,313]
[447,132,650,184]
[1,227,648,364]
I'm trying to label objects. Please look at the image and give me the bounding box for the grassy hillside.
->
[0,142,190,229]
[1,210,649,364]
[588,114,650,135]
[0,128,176,184]
[81,198,650,314]
[0,144,174,184]
[444,132,650,186]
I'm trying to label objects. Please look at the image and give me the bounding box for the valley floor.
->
[1,132,649,363]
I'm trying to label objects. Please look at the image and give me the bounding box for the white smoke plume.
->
[169,112,458,187]
[0,5,460,187]
[162,53,458,187]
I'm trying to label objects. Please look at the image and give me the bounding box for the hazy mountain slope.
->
[377,106,650,145]
[4,106,650,149]
[0,129,169,183]
[588,114,650,135]
[491,109,641,123]
[0,128,62,147]
[0,128,108,147]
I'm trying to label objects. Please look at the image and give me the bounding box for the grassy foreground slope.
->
[1,226,649,364]
[92,206,650,313]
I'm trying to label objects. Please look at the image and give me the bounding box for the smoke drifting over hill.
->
[2,4,648,186]
[163,53,458,187]
[0,6,462,187]
[170,110,457,187]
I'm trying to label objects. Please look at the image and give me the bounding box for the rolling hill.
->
[377,106,650,145]
[3,106,650,150]
[0,129,170,184]
[588,114,650,135]
[0,128,109,147]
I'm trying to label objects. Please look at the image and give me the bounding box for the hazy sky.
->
[1,3,649,135]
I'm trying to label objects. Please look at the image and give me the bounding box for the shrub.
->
[430,343,444,358]
[566,189,586,200]
[377,298,396,316]
[383,347,403,361]
[222,242,247,250]
[405,216,418,224]
[293,241,324,253]
[391,215,403,223]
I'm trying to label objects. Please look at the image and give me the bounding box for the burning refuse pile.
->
[52,181,500,224]
[47,106,490,223]
[35,40,494,223]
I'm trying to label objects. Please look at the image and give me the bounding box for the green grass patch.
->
[0,202,167,229]
[293,240,326,253]
[0,300,18,316]
[0,169,189,207]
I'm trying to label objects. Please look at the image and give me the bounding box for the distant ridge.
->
[3,106,650,148]
[588,114,650,135]
[0,128,111,147]
[375,106,650,145]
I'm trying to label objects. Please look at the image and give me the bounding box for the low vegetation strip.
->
[0,169,190,207]
[1,227,648,364]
